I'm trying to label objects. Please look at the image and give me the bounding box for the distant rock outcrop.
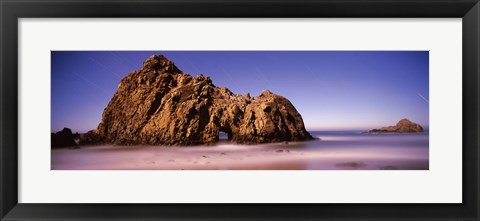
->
[81,55,313,145]
[51,127,78,148]
[369,119,424,133]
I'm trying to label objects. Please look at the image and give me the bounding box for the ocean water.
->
[296,130,429,170]
[51,130,429,170]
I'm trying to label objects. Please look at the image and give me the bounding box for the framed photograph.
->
[1,0,479,220]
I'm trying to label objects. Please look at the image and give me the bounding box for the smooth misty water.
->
[51,131,429,170]
[300,131,429,169]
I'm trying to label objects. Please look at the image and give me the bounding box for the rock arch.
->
[82,55,314,145]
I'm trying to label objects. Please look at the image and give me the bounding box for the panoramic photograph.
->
[51,51,429,170]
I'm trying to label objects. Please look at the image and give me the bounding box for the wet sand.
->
[51,135,428,170]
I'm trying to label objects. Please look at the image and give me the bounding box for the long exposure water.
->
[51,131,429,170]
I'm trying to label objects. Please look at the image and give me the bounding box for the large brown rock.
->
[82,55,313,145]
[369,118,424,133]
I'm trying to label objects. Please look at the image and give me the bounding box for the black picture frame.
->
[1,0,479,220]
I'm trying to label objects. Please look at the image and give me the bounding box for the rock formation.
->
[51,127,78,148]
[82,55,313,145]
[369,118,424,133]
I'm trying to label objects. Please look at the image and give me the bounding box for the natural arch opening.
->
[217,127,233,143]
[218,131,229,141]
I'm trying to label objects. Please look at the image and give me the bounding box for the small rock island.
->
[82,55,314,145]
[51,127,79,148]
[369,118,424,133]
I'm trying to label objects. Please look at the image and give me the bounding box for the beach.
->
[51,131,429,170]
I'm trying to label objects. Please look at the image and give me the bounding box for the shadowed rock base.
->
[52,127,79,148]
[82,55,313,145]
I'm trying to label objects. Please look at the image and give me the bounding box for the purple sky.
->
[51,51,429,133]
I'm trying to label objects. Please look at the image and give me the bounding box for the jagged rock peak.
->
[81,54,314,145]
[260,89,273,96]
[142,54,181,73]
